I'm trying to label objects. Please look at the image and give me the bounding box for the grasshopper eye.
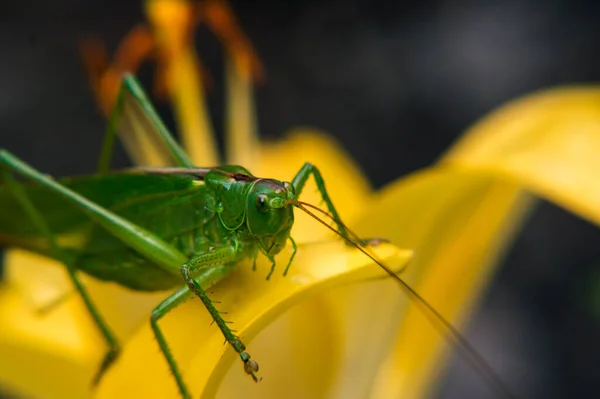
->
[255,194,269,213]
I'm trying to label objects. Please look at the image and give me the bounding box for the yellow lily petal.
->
[0,251,103,399]
[443,86,600,225]
[362,86,600,397]
[0,249,178,399]
[352,168,532,397]
[94,242,411,398]
[1,244,410,399]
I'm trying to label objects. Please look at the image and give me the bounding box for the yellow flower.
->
[1,2,408,398]
[2,1,600,398]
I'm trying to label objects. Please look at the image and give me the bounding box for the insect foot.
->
[240,351,262,382]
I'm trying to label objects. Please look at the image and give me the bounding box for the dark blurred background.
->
[1,1,600,398]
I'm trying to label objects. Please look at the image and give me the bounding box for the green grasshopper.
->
[0,75,514,398]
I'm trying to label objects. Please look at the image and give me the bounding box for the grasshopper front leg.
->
[149,256,242,399]
[150,246,258,399]
[180,246,261,382]
[292,162,351,239]
[290,163,389,264]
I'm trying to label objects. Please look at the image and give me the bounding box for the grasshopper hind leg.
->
[97,73,195,172]
[0,151,120,387]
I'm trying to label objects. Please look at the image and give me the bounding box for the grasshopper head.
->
[245,179,296,256]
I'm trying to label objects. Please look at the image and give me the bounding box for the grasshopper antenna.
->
[287,199,517,399]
